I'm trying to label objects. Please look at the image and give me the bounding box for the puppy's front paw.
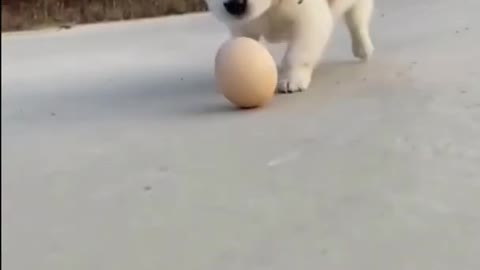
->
[276,68,312,94]
[352,38,374,61]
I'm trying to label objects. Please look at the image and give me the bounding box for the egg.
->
[214,37,278,109]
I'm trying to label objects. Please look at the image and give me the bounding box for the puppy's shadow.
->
[109,59,366,115]
[315,59,366,76]
[30,59,369,125]
[186,59,367,115]
[3,57,382,134]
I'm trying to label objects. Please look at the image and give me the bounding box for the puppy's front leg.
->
[345,0,374,60]
[277,3,333,93]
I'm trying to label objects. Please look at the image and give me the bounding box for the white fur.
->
[206,0,375,93]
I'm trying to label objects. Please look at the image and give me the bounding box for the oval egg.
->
[215,37,278,109]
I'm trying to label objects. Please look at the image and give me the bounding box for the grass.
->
[2,0,208,32]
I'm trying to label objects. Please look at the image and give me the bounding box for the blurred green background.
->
[2,0,207,31]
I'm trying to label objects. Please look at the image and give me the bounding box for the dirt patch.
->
[2,0,208,32]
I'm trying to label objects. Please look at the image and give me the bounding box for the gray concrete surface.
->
[2,0,480,269]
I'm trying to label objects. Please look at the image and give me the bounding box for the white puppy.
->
[205,0,374,93]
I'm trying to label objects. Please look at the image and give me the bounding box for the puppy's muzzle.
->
[223,0,248,17]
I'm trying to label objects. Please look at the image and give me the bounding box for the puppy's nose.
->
[223,0,247,16]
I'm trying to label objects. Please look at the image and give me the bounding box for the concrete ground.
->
[2,0,480,269]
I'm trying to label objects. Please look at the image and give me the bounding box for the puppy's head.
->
[205,0,273,23]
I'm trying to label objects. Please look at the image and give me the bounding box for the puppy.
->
[205,0,375,93]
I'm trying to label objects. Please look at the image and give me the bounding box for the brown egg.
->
[215,37,278,109]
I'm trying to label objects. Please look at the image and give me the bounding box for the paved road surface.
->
[2,0,480,269]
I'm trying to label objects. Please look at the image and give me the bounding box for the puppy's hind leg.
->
[344,0,374,60]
